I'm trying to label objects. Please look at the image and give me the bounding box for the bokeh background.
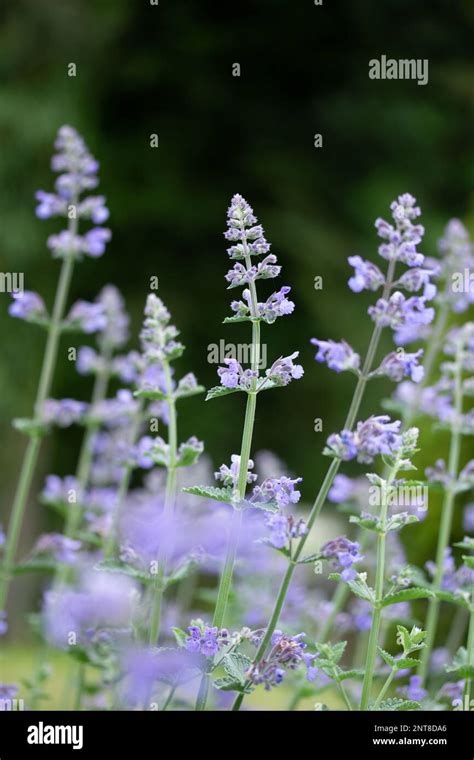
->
[0,0,473,694]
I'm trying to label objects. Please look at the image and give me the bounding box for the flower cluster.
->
[321,536,364,581]
[325,415,402,464]
[185,622,230,657]
[248,630,313,690]
[37,126,111,259]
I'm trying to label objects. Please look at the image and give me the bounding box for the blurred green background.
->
[0,0,473,647]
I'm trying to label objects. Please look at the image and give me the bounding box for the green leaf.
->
[446,647,474,678]
[213,677,250,693]
[396,657,420,670]
[172,627,188,648]
[381,588,434,607]
[94,559,153,585]
[433,589,470,609]
[13,417,48,437]
[349,514,380,532]
[243,500,279,514]
[222,652,252,684]
[205,385,244,402]
[182,485,234,503]
[174,385,206,400]
[377,647,395,668]
[134,388,168,401]
[375,698,420,711]
[336,668,365,682]
[11,559,56,575]
[222,315,254,324]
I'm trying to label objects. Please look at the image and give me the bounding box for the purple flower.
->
[397,675,427,702]
[96,285,130,348]
[34,533,81,564]
[375,194,424,267]
[321,536,364,581]
[42,398,88,427]
[76,346,101,375]
[217,358,257,390]
[311,338,360,373]
[368,292,434,334]
[66,300,107,333]
[265,352,304,386]
[82,227,112,257]
[328,474,356,503]
[464,503,474,534]
[0,611,7,636]
[376,349,424,383]
[42,474,81,505]
[231,286,295,323]
[263,511,307,549]
[9,291,47,322]
[325,415,402,464]
[248,630,309,690]
[215,455,257,488]
[43,570,139,647]
[185,622,230,657]
[250,476,302,507]
[348,256,385,292]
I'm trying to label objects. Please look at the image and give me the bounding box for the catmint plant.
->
[183,194,302,709]
[0,126,111,619]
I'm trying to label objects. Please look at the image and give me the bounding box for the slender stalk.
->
[55,343,113,587]
[359,463,397,710]
[372,667,396,710]
[418,348,463,681]
[463,606,474,707]
[104,399,145,560]
[338,680,353,711]
[148,361,178,646]
[0,213,78,611]
[195,250,261,711]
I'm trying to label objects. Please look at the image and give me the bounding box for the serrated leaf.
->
[174,385,206,400]
[213,677,250,693]
[446,647,474,678]
[223,315,254,324]
[381,588,434,607]
[396,657,420,670]
[182,485,233,503]
[336,668,365,682]
[94,559,153,585]
[222,652,252,684]
[349,514,380,532]
[205,385,244,402]
[376,698,420,711]
[243,500,279,514]
[378,647,395,667]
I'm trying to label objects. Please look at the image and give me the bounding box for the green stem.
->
[104,399,145,560]
[418,348,463,682]
[195,245,260,711]
[55,346,113,587]
[0,243,77,610]
[463,606,474,707]
[148,362,178,646]
[360,463,397,710]
[338,679,353,711]
[161,685,176,711]
[372,667,396,710]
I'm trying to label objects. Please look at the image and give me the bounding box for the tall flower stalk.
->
[0,126,110,614]
[233,193,434,710]
[186,194,302,709]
